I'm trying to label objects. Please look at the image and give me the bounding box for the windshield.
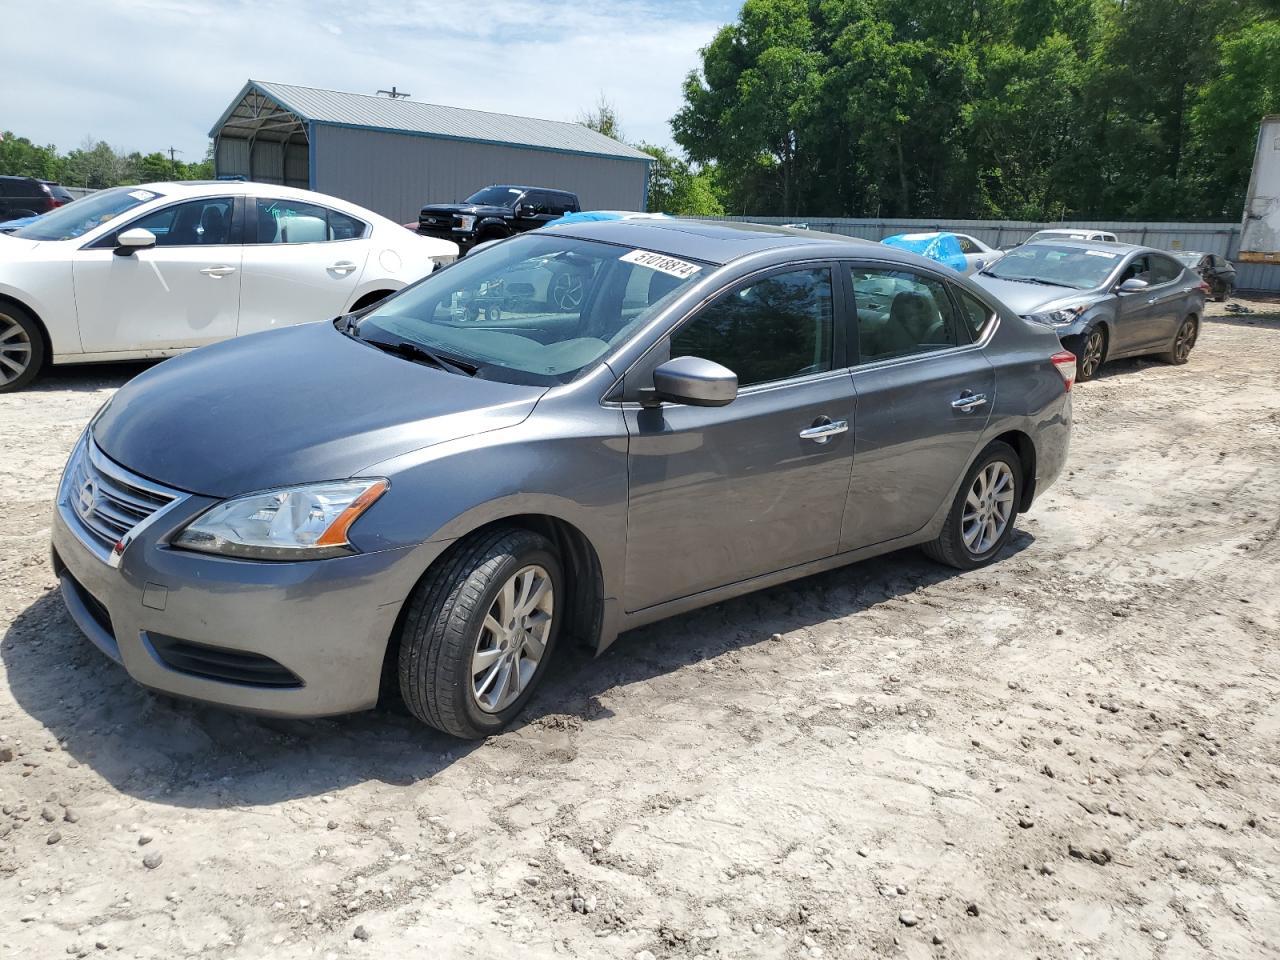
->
[13,186,161,241]
[985,243,1121,290]
[464,186,524,206]
[354,234,709,385]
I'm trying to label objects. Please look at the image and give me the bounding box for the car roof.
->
[544,217,880,266]
[1033,227,1113,234]
[1020,238,1162,256]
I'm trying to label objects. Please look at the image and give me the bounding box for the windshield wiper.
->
[988,275,1071,288]
[362,336,479,377]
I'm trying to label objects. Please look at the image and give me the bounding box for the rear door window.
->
[849,267,960,362]
[251,198,367,243]
[1149,255,1183,285]
[955,288,996,341]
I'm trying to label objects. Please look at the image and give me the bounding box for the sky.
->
[4,0,740,159]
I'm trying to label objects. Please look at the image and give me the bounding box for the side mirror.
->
[1117,277,1148,293]
[516,203,539,219]
[642,356,738,408]
[115,227,156,256]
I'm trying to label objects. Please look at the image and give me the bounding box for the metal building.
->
[210,80,651,223]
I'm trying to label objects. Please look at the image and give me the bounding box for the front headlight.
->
[1024,305,1087,326]
[455,215,476,232]
[174,479,388,561]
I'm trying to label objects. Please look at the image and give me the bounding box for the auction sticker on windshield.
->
[620,249,701,280]
[1084,250,1118,258]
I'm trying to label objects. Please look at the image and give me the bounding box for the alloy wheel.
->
[471,564,554,714]
[0,313,33,387]
[1081,329,1104,379]
[961,461,1015,555]
[550,274,585,311]
[1174,319,1197,362]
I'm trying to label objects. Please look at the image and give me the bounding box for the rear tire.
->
[0,301,45,393]
[397,528,562,739]
[923,441,1022,570]
[1160,315,1198,365]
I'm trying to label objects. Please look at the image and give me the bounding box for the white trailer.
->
[1240,115,1280,264]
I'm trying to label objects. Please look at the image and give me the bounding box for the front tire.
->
[1160,315,1198,365]
[1070,325,1106,383]
[398,528,562,739]
[0,302,45,393]
[923,441,1022,570]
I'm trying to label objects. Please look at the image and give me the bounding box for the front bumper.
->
[417,224,478,252]
[50,445,445,718]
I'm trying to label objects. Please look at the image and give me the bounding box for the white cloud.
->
[4,0,734,161]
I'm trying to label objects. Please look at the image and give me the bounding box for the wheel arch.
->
[348,288,396,312]
[0,292,52,368]
[988,429,1038,512]
[378,512,607,705]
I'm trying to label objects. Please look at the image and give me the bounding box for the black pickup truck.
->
[417,185,580,254]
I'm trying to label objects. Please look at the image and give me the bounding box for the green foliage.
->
[673,0,1280,219]
[578,94,626,142]
[0,134,214,188]
[638,143,726,215]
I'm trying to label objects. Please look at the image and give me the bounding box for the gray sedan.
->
[973,240,1206,381]
[52,219,1073,739]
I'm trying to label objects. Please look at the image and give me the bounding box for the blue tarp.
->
[552,210,671,225]
[881,232,968,272]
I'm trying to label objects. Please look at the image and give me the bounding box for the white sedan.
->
[952,233,1004,275]
[0,181,457,391]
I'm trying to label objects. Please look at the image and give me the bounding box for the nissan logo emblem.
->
[77,478,97,519]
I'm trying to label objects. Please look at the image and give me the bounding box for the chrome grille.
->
[59,436,183,562]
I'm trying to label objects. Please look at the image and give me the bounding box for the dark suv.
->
[418,185,579,254]
[0,176,74,223]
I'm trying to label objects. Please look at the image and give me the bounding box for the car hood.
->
[0,233,42,256]
[419,203,509,218]
[92,322,547,498]
[972,274,1106,316]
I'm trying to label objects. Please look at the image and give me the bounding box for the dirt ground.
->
[2,298,1279,960]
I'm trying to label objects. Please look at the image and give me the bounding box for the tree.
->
[1188,20,1280,217]
[578,94,625,142]
[669,0,1280,220]
[674,0,823,216]
[0,133,61,179]
[638,143,725,215]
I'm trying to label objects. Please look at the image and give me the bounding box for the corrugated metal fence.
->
[709,216,1280,292]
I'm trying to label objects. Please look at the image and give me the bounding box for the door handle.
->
[798,419,848,444]
[952,392,988,412]
[199,265,236,278]
[327,261,358,275]
[1147,296,1158,304]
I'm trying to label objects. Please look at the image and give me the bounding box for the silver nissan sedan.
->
[52,219,1074,739]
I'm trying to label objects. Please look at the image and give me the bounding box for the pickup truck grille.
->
[418,214,455,230]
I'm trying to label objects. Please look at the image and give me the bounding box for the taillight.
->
[1197,280,1211,296]
[1051,350,1077,391]
[48,198,66,208]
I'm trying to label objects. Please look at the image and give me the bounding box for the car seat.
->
[874,291,943,356]
[279,215,328,243]
[198,205,228,244]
